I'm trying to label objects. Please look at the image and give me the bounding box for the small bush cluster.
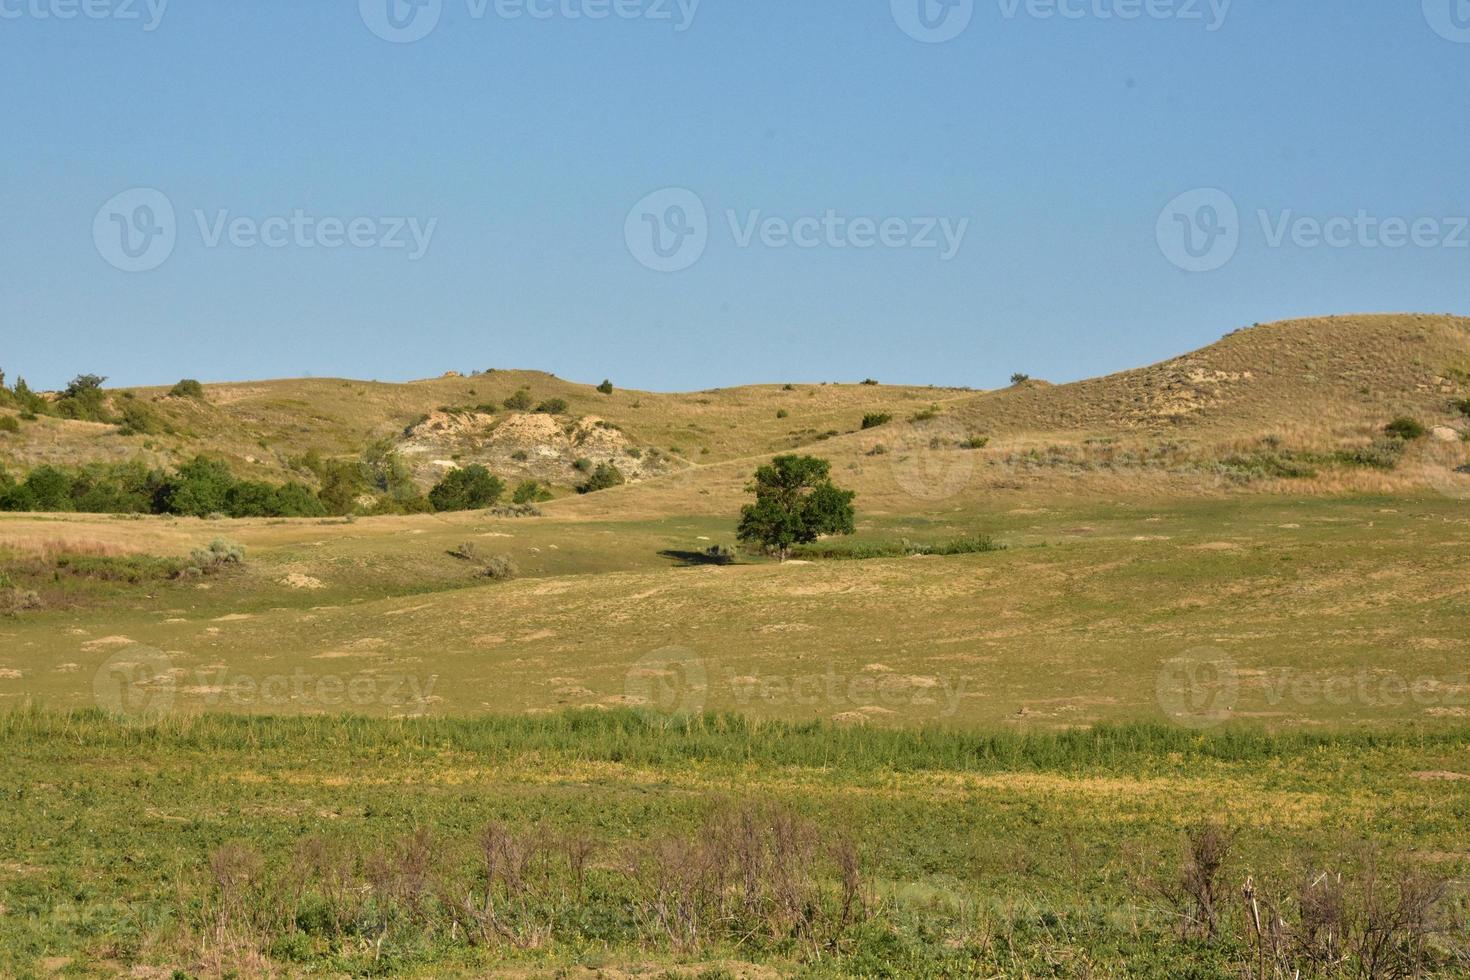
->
[512,480,552,505]
[860,412,892,430]
[597,380,614,395]
[577,462,625,494]
[186,539,246,575]
[169,378,206,400]
[1384,416,1427,440]
[427,465,504,512]
[535,398,569,415]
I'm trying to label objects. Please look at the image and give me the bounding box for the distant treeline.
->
[0,458,328,518]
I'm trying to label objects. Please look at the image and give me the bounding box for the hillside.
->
[1,314,1467,514]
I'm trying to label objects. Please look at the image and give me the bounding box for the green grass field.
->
[3,710,1468,978]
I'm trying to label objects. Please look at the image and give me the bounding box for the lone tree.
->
[737,455,856,561]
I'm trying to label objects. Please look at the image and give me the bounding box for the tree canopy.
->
[736,455,856,561]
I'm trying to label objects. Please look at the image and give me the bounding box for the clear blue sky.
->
[2,1,1466,392]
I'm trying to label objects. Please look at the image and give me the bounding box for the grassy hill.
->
[2,314,1467,511]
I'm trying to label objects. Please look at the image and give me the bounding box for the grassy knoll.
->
[2,710,1467,977]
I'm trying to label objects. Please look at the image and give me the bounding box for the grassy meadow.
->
[3,710,1469,978]
[3,315,1470,975]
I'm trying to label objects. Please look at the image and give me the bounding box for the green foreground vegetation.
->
[2,709,1467,977]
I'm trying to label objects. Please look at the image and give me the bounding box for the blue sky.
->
[1,1,1466,392]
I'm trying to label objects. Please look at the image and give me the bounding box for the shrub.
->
[1384,416,1427,440]
[910,406,940,422]
[861,378,879,386]
[597,380,614,395]
[0,587,42,616]
[428,465,505,512]
[572,457,593,473]
[962,435,990,449]
[1335,438,1406,471]
[54,374,113,422]
[512,480,552,505]
[535,398,569,415]
[0,416,18,435]
[1453,397,1470,417]
[1011,373,1031,385]
[510,450,529,462]
[577,462,625,494]
[189,538,246,573]
[483,556,518,580]
[860,412,892,430]
[169,379,206,399]
[503,389,534,411]
[117,400,161,436]
[776,409,789,419]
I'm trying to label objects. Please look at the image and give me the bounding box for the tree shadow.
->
[658,549,737,567]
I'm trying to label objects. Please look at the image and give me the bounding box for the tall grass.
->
[4,706,1464,772]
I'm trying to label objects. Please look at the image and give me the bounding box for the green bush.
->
[1384,417,1427,440]
[1011,373,1031,385]
[0,416,18,435]
[776,409,789,419]
[169,379,206,399]
[54,374,113,423]
[158,457,237,517]
[573,457,593,473]
[117,400,161,436]
[597,380,614,395]
[512,480,552,504]
[503,389,534,411]
[428,465,505,512]
[535,398,569,415]
[1334,438,1406,471]
[1452,398,1470,418]
[861,412,892,430]
[962,435,990,449]
[577,462,625,494]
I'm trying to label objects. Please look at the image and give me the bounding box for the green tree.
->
[55,374,113,422]
[169,379,206,399]
[20,465,76,512]
[157,456,236,517]
[429,465,505,512]
[736,455,856,561]
[597,380,614,395]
